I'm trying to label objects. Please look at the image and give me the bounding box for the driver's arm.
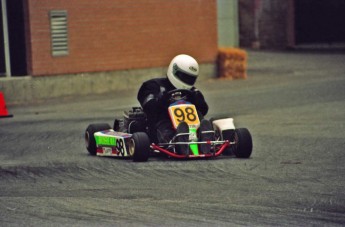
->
[191,88,208,117]
[137,80,161,114]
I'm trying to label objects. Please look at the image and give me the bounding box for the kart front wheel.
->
[85,123,111,156]
[234,128,253,158]
[129,132,150,162]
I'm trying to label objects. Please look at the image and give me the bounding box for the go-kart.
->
[85,89,253,162]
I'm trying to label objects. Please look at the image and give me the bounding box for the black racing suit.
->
[137,77,208,143]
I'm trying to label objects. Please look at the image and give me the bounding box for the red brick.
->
[26,0,218,76]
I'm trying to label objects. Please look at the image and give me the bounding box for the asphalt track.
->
[1,50,345,226]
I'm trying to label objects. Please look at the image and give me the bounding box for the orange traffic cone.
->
[0,92,13,118]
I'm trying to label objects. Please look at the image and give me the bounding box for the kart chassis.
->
[85,89,253,162]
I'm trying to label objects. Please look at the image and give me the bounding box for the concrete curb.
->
[0,64,216,105]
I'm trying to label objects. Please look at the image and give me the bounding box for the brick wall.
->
[239,0,289,49]
[238,0,255,48]
[259,1,289,49]
[26,0,218,76]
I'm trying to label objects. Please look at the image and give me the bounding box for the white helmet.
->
[167,54,199,89]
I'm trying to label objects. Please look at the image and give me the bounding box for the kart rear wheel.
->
[234,128,253,158]
[129,132,150,162]
[219,129,236,156]
[85,123,111,156]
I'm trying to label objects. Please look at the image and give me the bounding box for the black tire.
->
[85,123,111,155]
[128,132,150,162]
[113,118,120,131]
[233,128,253,158]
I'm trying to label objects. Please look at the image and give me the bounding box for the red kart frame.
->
[150,140,230,159]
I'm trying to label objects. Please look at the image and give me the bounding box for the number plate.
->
[168,104,200,129]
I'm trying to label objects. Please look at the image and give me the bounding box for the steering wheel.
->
[165,89,195,103]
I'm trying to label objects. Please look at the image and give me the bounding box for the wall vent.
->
[49,10,68,56]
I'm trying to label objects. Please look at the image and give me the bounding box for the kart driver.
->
[137,54,214,154]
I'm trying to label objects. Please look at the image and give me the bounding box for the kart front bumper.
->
[151,140,231,159]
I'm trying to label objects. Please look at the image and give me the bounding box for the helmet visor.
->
[174,70,197,86]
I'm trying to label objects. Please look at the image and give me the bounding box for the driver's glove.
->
[190,88,202,104]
